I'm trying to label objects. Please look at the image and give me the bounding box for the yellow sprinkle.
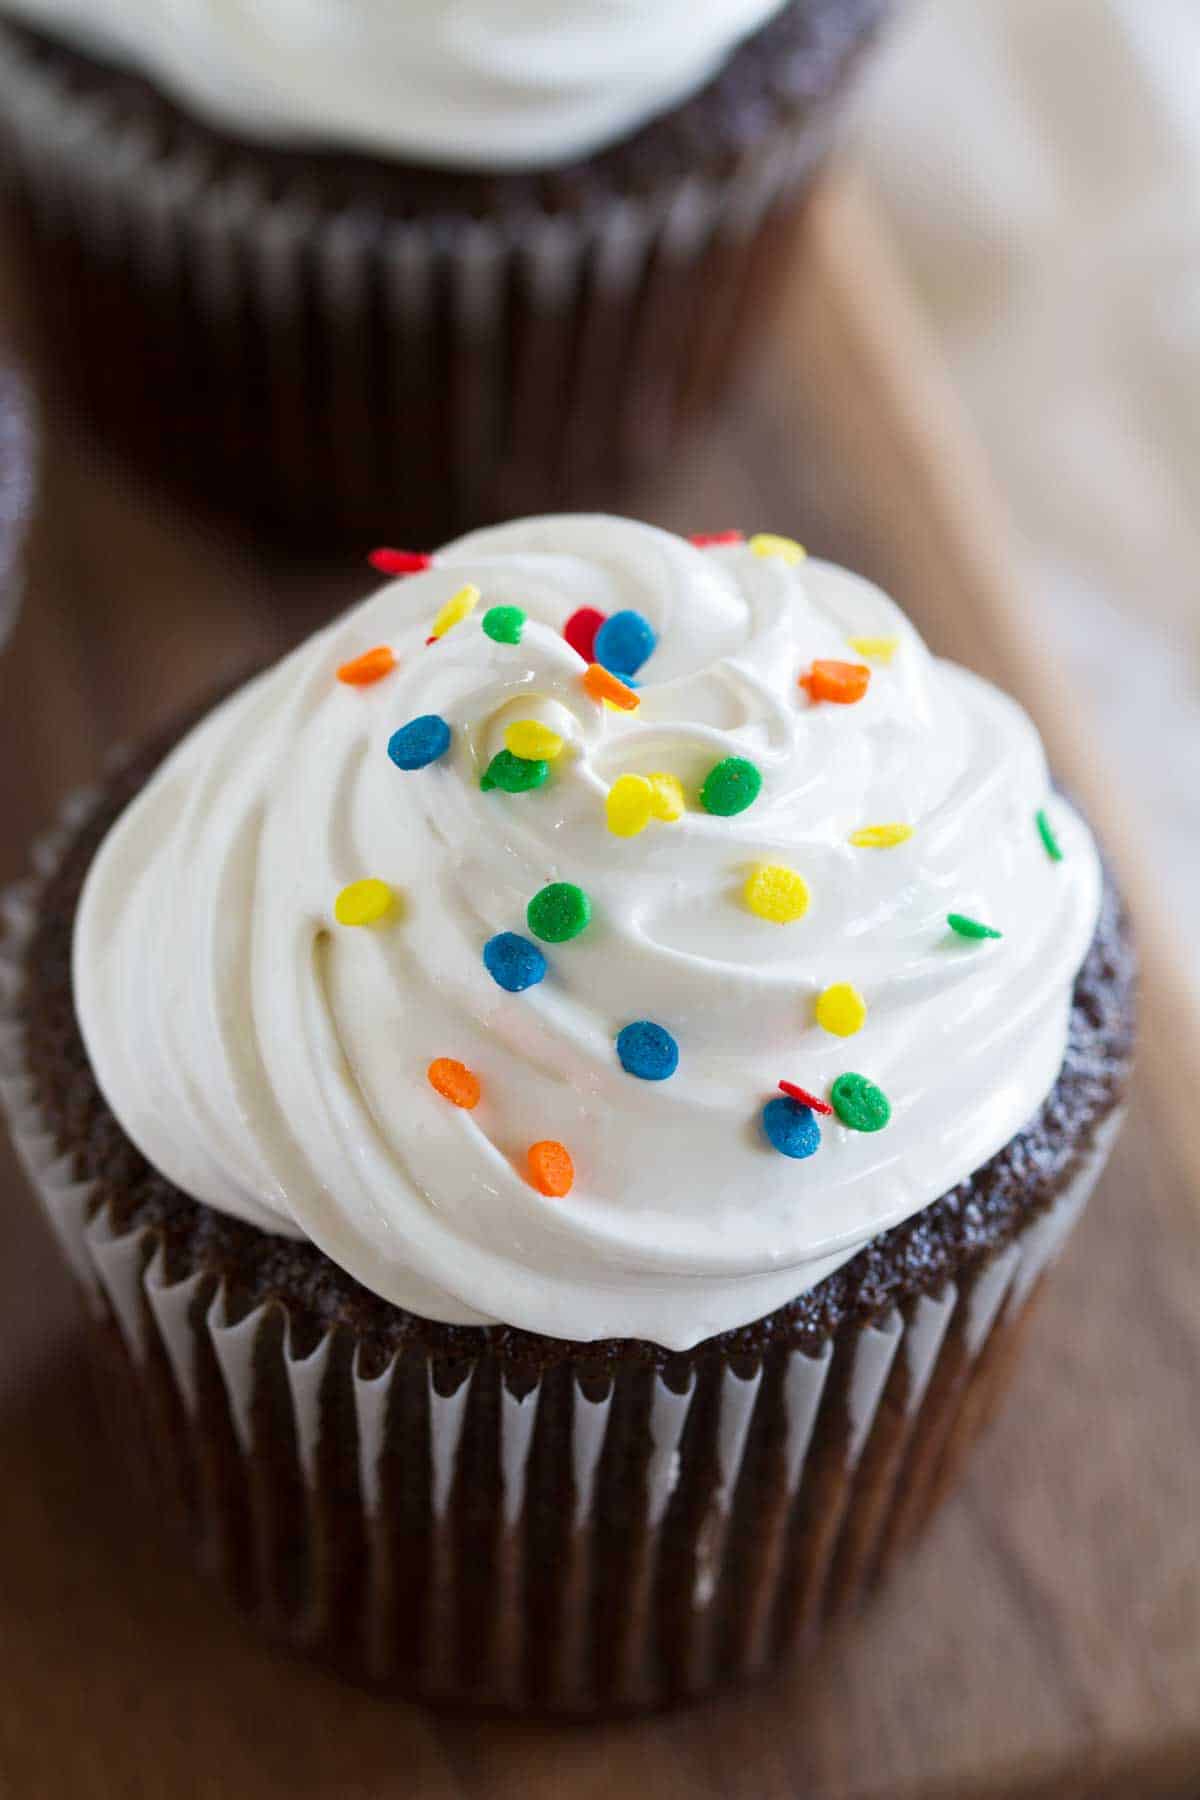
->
[647,772,685,822]
[815,983,867,1037]
[606,774,654,839]
[744,864,810,923]
[431,583,480,639]
[848,636,900,665]
[505,719,564,762]
[849,824,914,849]
[749,533,807,567]
[334,879,395,927]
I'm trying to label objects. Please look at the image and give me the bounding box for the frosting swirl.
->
[1,0,787,169]
[73,516,1102,1349]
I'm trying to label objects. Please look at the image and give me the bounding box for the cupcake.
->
[0,1,889,548]
[0,516,1133,1713]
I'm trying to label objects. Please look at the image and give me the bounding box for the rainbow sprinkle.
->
[647,772,685,822]
[428,1058,481,1109]
[700,757,762,817]
[337,646,396,687]
[481,750,548,793]
[527,882,591,944]
[483,932,547,993]
[1037,808,1064,862]
[617,1021,679,1082]
[848,636,899,664]
[778,1080,834,1117]
[430,583,479,639]
[801,660,871,705]
[606,774,654,838]
[369,548,431,577]
[745,864,810,923]
[482,605,525,644]
[388,714,452,769]
[831,1073,891,1133]
[528,1140,574,1197]
[334,879,395,927]
[948,913,1002,941]
[815,984,867,1037]
[505,720,564,762]
[849,823,913,849]
[749,533,806,566]
[564,607,606,662]
[762,1095,821,1159]
[594,610,656,681]
[583,664,639,711]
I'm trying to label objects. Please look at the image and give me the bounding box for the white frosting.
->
[0,0,788,170]
[72,516,1102,1350]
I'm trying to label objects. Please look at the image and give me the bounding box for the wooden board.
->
[1,174,1198,1800]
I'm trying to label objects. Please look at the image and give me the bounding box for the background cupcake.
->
[0,1,889,547]
[0,518,1134,1713]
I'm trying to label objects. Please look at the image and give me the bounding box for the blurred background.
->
[858,0,1199,993]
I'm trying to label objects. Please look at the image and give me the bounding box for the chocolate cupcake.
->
[0,1,889,548]
[0,518,1134,1713]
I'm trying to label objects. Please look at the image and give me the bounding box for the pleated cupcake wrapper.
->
[0,25,838,543]
[0,789,1121,1712]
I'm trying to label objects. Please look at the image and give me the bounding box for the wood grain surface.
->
[1,176,1197,1800]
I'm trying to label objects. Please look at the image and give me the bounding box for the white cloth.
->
[858,0,1200,975]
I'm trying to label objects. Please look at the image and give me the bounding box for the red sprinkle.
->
[369,548,432,577]
[778,1080,834,1117]
[564,606,606,663]
[689,530,745,547]
[425,636,438,646]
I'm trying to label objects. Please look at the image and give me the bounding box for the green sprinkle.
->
[482,605,526,645]
[699,756,763,817]
[831,1072,891,1133]
[1036,808,1063,863]
[948,913,1003,941]
[481,750,548,794]
[527,881,591,944]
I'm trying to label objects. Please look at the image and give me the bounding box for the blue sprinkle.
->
[594,610,657,680]
[388,713,452,770]
[762,1096,821,1159]
[616,1020,679,1082]
[483,932,548,994]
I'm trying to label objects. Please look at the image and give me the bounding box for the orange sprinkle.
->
[337,645,396,687]
[799,659,871,705]
[528,1140,575,1198]
[427,1058,481,1110]
[583,663,640,712]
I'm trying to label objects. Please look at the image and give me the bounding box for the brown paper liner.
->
[0,21,869,548]
[0,789,1122,1715]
